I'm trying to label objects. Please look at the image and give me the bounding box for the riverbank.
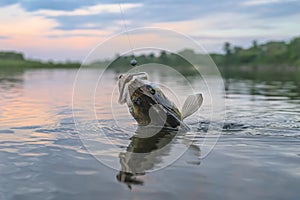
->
[0,59,80,69]
[0,51,80,69]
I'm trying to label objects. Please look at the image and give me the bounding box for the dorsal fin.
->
[181,93,203,120]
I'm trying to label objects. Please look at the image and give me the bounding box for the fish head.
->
[118,72,182,128]
[118,72,148,105]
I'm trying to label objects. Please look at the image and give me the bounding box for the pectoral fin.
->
[181,93,203,120]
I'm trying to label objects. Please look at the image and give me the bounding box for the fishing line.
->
[118,3,137,66]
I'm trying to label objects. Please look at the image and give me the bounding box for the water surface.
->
[0,68,299,200]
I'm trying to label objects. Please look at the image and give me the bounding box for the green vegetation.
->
[0,51,80,69]
[214,36,300,69]
[92,36,300,74]
[0,51,24,60]
[1,36,300,73]
[101,50,200,75]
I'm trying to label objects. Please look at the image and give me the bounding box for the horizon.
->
[1,35,299,64]
[0,0,299,61]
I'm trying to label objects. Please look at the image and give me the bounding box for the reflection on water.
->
[225,79,300,101]
[0,68,300,199]
[116,126,200,189]
[222,69,300,101]
[117,127,177,188]
[222,74,300,137]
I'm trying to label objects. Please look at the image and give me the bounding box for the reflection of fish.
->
[116,126,177,187]
[116,126,201,188]
[118,72,203,130]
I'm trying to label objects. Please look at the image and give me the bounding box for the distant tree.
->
[233,46,242,54]
[0,51,24,60]
[149,53,155,59]
[287,37,300,66]
[252,40,258,49]
[159,50,168,64]
[160,50,167,57]
[223,42,232,56]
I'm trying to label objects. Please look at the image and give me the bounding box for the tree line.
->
[217,36,300,67]
[1,36,299,71]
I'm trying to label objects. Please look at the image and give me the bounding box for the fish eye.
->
[118,74,123,79]
[146,85,155,94]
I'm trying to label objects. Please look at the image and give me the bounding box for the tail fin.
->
[181,93,203,120]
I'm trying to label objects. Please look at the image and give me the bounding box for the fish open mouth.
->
[118,72,148,105]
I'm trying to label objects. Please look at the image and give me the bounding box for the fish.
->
[118,72,203,130]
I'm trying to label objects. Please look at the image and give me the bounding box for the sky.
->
[0,0,299,61]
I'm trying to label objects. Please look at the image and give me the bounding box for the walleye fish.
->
[118,72,203,130]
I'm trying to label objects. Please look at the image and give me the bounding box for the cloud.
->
[46,33,104,38]
[3,0,299,32]
[241,0,298,6]
[43,1,229,31]
[19,0,101,11]
[0,4,110,61]
[240,0,300,18]
[49,13,121,30]
[0,4,58,36]
[0,0,91,11]
[34,3,142,17]
[1,1,231,32]
[33,3,142,31]
[0,0,18,7]
[36,0,300,32]
[0,0,299,60]
[0,35,10,39]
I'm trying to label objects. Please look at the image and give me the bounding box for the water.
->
[0,68,300,200]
